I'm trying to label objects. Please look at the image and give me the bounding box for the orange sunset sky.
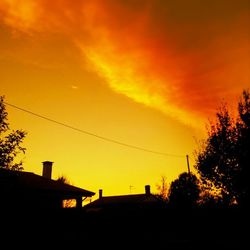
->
[0,0,249,197]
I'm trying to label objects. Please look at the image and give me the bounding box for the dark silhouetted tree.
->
[195,90,250,207]
[156,175,168,201]
[168,172,201,208]
[234,89,250,207]
[0,96,26,170]
[198,182,226,208]
[57,175,69,184]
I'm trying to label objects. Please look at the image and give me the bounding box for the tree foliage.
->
[156,175,168,201]
[168,172,201,208]
[195,90,250,207]
[0,96,26,171]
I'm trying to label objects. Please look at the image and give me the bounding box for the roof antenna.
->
[129,185,134,194]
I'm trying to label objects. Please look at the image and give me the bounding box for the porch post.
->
[76,197,82,209]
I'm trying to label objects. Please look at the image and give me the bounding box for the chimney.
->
[99,189,103,199]
[42,161,53,179]
[145,185,151,196]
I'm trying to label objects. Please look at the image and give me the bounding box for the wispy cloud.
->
[71,85,78,90]
[0,0,249,126]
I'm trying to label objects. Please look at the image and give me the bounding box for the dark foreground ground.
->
[1,207,248,249]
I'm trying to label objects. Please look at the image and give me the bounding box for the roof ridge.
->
[101,193,147,198]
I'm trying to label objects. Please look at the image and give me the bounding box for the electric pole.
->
[186,154,191,176]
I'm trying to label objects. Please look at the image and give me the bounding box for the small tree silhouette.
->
[168,172,201,208]
[0,96,26,171]
[156,175,168,201]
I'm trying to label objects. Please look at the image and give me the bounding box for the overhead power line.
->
[4,101,185,158]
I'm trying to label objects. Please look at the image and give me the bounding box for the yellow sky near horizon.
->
[0,0,249,198]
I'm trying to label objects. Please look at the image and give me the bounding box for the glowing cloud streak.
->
[0,0,249,126]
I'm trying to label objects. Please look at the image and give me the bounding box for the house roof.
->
[0,168,95,198]
[85,193,162,208]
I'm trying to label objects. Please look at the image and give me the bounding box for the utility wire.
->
[4,101,185,158]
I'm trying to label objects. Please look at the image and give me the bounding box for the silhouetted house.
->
[84,185,165,213]
[0,161,95,210]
